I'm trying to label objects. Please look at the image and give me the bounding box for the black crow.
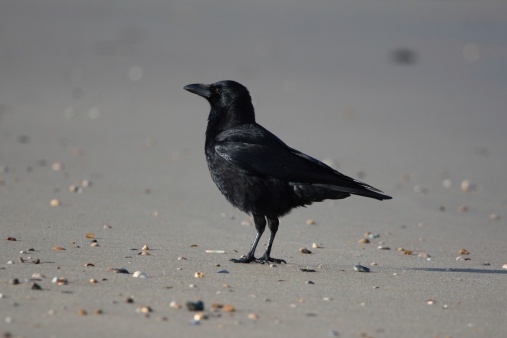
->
[184,80,391,264]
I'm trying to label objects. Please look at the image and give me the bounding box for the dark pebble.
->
[300,268,316,272]
[31,283,42,290]
[186,301,204,311]
[10,279,20,285]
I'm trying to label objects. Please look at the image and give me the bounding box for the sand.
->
[1,1,507,337]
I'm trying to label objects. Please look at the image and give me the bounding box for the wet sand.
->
[1,1,507,337]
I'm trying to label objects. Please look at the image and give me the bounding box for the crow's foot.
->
[230,256,256,263]
[256,255,287,264]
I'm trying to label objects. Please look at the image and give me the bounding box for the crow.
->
[184,80,391,264]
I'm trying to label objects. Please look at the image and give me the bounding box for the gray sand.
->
[1,1,507,337]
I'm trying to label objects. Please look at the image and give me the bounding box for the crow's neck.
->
[205,102,255,144]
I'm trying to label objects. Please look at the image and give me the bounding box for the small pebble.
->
[460,179,475,192]
[306,219,316,225]
[194,272,204,278]
[138,251,149,256]
[248,313,259,320]
[85,233,95,239]
[457,205,469,212]
[458,248,470,255]
[170,301,181,309]
[300,268,316,272]
[133,271,148,278]
[89,279,98,283]
[306,281,315,285]
[189,283,196,288]
[90,243,99,247]
[502,264,507,269]
[6,237,17,241]
[81,180,91,188]
[222,304,236,312]
[418,253,430,258]
[10,279,20,285]
[52,246,66,251]
[84,263,95,267]
[427,300,435,305]
[194,313,207,321]
[353,264,370,272]
[77,309,87,316]
[186,301,204,311]
[178,256,187,260]
[141,245,149,250]
[93,309,103,315]
[103,224,112,229]
[32,258,41,264]
[367,233,380,239]
[50,199,60,207]
[18,257,24,263]
[358,238,370,244]
[7,261,14,264]
[217,270,229,273]
[125,297,134,303]
[136,306,152,314]
[377,246,390,250]
[269,264,277,268]
[108,268,129,274]
[299,247,312,254]
[312,243,322,248]
[190,244,198,248]
[51,162,63,171]
[32,273,45,279]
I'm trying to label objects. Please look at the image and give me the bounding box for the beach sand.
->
[1,1,507,337]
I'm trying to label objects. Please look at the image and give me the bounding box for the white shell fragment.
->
[133,271,148,278]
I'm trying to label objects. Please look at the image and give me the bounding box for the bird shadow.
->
[409,267,507,275]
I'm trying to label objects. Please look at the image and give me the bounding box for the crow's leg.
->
[256,217,286,264]
[230,214,266,263]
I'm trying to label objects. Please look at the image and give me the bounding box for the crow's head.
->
[184,80,255,127]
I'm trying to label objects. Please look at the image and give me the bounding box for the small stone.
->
[6,237,17,241]
[93,309,103,315]
[81,180,91,188]
[178,256,187,260]
[222,304,235,312]
[248,313,259,320]
[269,263,277,268]
[170,301,182,309]
[186,301,204,311]
[90,243,99,247]
[18,257,24,263]
[32,273,45,279]
[418,253,430,258]
[306,219,316,225]
[373,286,379,289]
[312,243,322,248]
[68,185,80,193]
[7,260,14,264]
[133,271,148,278]
[457,205,469,212]
[460,179,475,192]
[51,162,63,171]
[502,264,507,269]
[299,247,312,254]
[84,263,95,267]
[10,278,20,285]
[377,246,390,250]
[138,251,150,256]
[85,233,95,239]
[358,238,370,244]
[52,246,66,251]
[427,299,435,305]
[190,244,198,248]
[136,306,152,314]
[458,248,470,255]
[125,297,134,303]
[194,313,208,321]
[77,309,87,316]
[367,233,380,239]
[217,270,229,273]
[194,272,204,278]
[108,268,129,274]
[370,262,378,266]
[103,224,112,229]
[404,251,413,255]
[353,265,370,272]
[89,279,98,283]
[306,281,315,285]
[141,245,149,250]
[189,284,196,288]
[50,199,60,207]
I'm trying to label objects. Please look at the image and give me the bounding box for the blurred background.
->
[1,0,506,215]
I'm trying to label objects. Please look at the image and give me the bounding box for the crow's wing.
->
[214,124,390,200]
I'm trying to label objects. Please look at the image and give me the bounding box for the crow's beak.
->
[184,83,211,98]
